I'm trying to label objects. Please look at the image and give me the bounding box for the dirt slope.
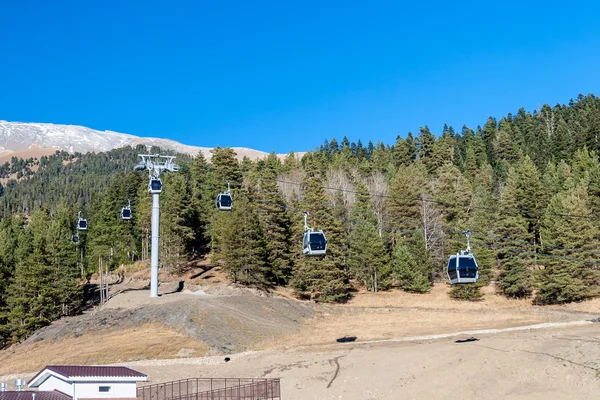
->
[125,322,600,400]
[21,289,315,354]
[0,280,315,375]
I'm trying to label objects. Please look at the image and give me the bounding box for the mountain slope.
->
[0,120,282,160]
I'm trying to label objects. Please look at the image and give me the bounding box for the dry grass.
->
[344,284,600,313]
[546,295,600,314]
[259,306,555,349]
[0,324,208,376]
[258,285,592,349]
[344,284,533,310]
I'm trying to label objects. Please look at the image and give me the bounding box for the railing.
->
[137,378,281,400]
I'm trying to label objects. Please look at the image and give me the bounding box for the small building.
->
[27,366,147,400]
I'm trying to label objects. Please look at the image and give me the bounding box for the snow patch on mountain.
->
[0,120,279,160]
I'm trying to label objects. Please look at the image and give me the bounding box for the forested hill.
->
[1,93,600,346]
[0,145,192,216]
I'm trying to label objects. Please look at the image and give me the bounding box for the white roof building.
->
[27,366,148,400]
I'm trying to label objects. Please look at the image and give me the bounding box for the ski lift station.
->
[0,365,281,400]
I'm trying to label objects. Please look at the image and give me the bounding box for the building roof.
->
[43,366,146,379]
[28,366,147,387]
[0,390,71,400]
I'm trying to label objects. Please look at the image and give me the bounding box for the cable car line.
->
[202,179,600,261]
[233,188,600,267]
[469,239,600,265]
[273,178,600,221]
[184,179,600,268]
[200,178,600,261]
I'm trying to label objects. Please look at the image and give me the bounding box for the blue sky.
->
[1,1,600,153]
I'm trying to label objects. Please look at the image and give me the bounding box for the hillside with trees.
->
[1,94,600,346]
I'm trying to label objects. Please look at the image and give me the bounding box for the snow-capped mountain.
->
[0,120,275,160]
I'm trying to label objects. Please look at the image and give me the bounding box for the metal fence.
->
[137,378,281,400]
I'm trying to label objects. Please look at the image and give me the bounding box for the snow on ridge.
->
[0,120,284,160]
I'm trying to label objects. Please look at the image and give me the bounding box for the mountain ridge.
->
[0,120,294,161]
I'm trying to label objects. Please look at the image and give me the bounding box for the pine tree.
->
[347,181,390,292]
[494,118,518,164]
[417,126,436,173]
[0,215,26,344]
[482,117,498,166]
[552,115,571,162]
[46,204,83,316]
[537,184,600,304]
[291,156,347,302]
[387,162,428,238]
[160,172,196,274]
[255,154,294,285]
[7,210,58,341]
[495,161,539,298]
[215,196,271,286]
[430,128,454,174]
[391,234,431,293]
[397,132,418,167]
[466,164,496,284]
[282,151,300,172]
[434,163,471,227]
[211,146,242,186]
[189,150,214,252]
[464,145,478,178]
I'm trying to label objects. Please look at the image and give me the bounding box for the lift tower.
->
[134,154,180,297]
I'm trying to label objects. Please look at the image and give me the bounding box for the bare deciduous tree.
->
[277,169,304,202]
[364,171,388,237]
[540,106,555,139]
[419,192,444,252]
[324,168,355,215]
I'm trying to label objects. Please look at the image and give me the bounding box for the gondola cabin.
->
[447,251,479,284]
[121,207,132,220]
[77,218,87,231]
[148,178,162,194]
[71,234,79,243]
[216,193,233,211]
[303,230,327,256]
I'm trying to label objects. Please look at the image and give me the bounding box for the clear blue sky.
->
[1,1,600,153]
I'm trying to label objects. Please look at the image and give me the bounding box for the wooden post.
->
[99,256,104,305]
[105,256,109,302]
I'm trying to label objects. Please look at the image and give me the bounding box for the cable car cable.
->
[273,178,600,221]
[187,178,600,265]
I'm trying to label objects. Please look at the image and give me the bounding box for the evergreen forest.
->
[1,94,600,346]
